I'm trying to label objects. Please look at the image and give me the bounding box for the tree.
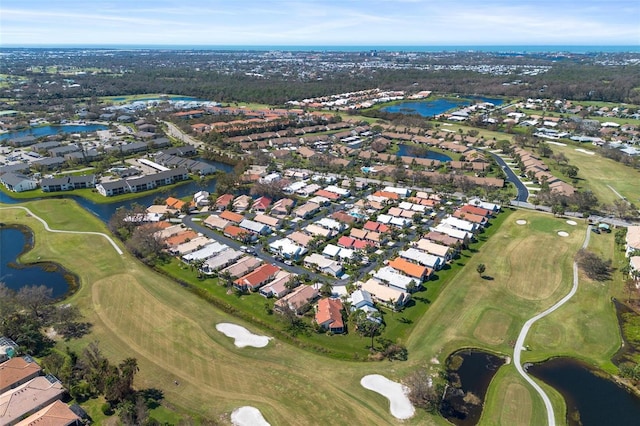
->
[16,285,53,320]
[576,249,612,281]
[405,368,441,412]
[319,282,333,298]
[476,264,486,277]
[355,310,383,350]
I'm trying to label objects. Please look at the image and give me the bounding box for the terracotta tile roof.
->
[0,357,42,394]
[164,230,198,246]
[388,257,431,279]
[372,190,400,200]
[15,400,80,426]
[220,210,244,223]
[235,263,280,290]
[165,197,186,210]
[315,298,344,331]
[215,193,234,207]
[223,224,249,238]
[338,236,355,248]
[363,221,380,231]
[460,204,492,217]
[314,189,340,200]
[453,210,486,224]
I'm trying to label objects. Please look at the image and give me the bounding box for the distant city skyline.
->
[1,0,639,47]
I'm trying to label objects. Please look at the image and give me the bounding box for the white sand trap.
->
[516,220,527,225]
[546,141,567,146]
[558,231,569,237]
[575,148,595,155]
[360,374,415,420]
[231,406,270,426]
[566,220,577,226]
[216,323,271,348]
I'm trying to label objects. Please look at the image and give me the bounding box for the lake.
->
[0,226,75,298]
[396,144,452,162]
[0,124,109,141]
[382,96,504,117]
[529,358,640,426]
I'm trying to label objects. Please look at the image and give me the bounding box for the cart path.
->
[0,205,123,255]
[513,225,591,426]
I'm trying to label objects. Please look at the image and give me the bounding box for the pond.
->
[382,96,504,117]
[396,144,452,162]
[0,225,76,298]
[0,124,109,141]
[529,358,640,426]
[440,349,506,425]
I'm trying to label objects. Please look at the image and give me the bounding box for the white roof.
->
[202,248,243,271]
[308,195,330,205]
[172,236,212,255]
[377,214,392,224]
[316,217,344,231]
[467,198,500,211]
[322,244,342,257]
[390,217,410,227]
[324,185,349,196]
[337,247,354,260]
[349,289,374,307]
[433,224,472,240]
[373,267,418,290]
[182,241,228,262]
[305,253,339,269]
[383,186,410,196]
[399,248,443,268]
[239,219,269,233]
[284,180,307,192]
[298,183,321,195]
[269,238,306,257]
[304,223,334,238]
[441,216,476,232]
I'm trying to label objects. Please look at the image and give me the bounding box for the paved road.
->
[483,150,529,202]
[0,206,123,255]
[513,225,591,426]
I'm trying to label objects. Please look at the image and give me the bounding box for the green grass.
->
[540,143,640,205]
[0,199,628,425]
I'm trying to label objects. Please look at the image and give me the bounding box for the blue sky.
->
[2,0,639,46]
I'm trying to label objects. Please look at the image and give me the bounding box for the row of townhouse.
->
[96,167,189,196]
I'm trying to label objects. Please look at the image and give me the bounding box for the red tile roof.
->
[363,221,380,231]
[338,236,355,248]
[460,204,492,217]
[314,189,340,200]
[389,257,431,279]
[315,298,344,331]
[216,193,234,207]
[235,264,280,290]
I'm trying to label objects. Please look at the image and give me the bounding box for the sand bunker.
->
[231,406,270,426]
[216,323,271,348]
[516,220,527,225]
[575,148,595,155]
[566,220,577,226]
[558,231,569,237]
[360,374,415,420]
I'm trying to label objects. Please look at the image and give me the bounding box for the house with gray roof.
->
[0,172,37,192]
[40,175,96,192]
[32,157,66,171]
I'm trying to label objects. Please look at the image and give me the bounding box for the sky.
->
[1,0,639,47]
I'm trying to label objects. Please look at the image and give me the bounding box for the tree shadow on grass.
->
[481,275,494,281]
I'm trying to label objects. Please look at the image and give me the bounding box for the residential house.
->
[0,357,42,395]
[424,231,462,248]
[360,278,410,309]
[203,215,230,231]
[253,214,281,230]
[259,271,294,298]
[275,285,319,314]
[441,216,478,234]
[233,195,253,212]
[215,193,234,211]
[287,231,314,248]
[626,226,640,257]
[294,202,320,219]
[467,198,500,213]
[14,400,81,426]
[0,173,37,193]
[239,219,270,235]
[96,167,188,196]
[304,223,335,239]
[414,239,454,261]
[219,210,244,224]
[193,190,210,207]
[40,175,96,192]
[399,248,444,270]
[432,224,472,244]
[234,264,280,292]
[169,237,211,256]
[453,210,488,226]
[303,253,343,277]
[331,210,357,225]
[252,196,272,212]
[221,256,263,278]
[315,298,344,334]
[374,266,420,292]
[182,241,228,263]
[459,204,492,217]
[201,249,244,274]
[223,224,254,242]
[269,239,307,260]
[0,376,65,426]
[388,257,432,282]
[271,198,295,216]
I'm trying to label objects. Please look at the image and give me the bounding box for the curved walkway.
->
[0,205,123,255]
[513,225,591,426]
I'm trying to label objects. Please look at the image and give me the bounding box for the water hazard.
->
[0,226,76,298]
[382,96,504,117]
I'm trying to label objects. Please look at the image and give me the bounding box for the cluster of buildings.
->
[626,226,640,280]
[0,338,84,426]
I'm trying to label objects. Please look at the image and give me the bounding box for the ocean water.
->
[3,45,638,53]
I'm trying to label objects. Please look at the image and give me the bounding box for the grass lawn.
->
[1,199,626,425]
[541,143,640,205]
